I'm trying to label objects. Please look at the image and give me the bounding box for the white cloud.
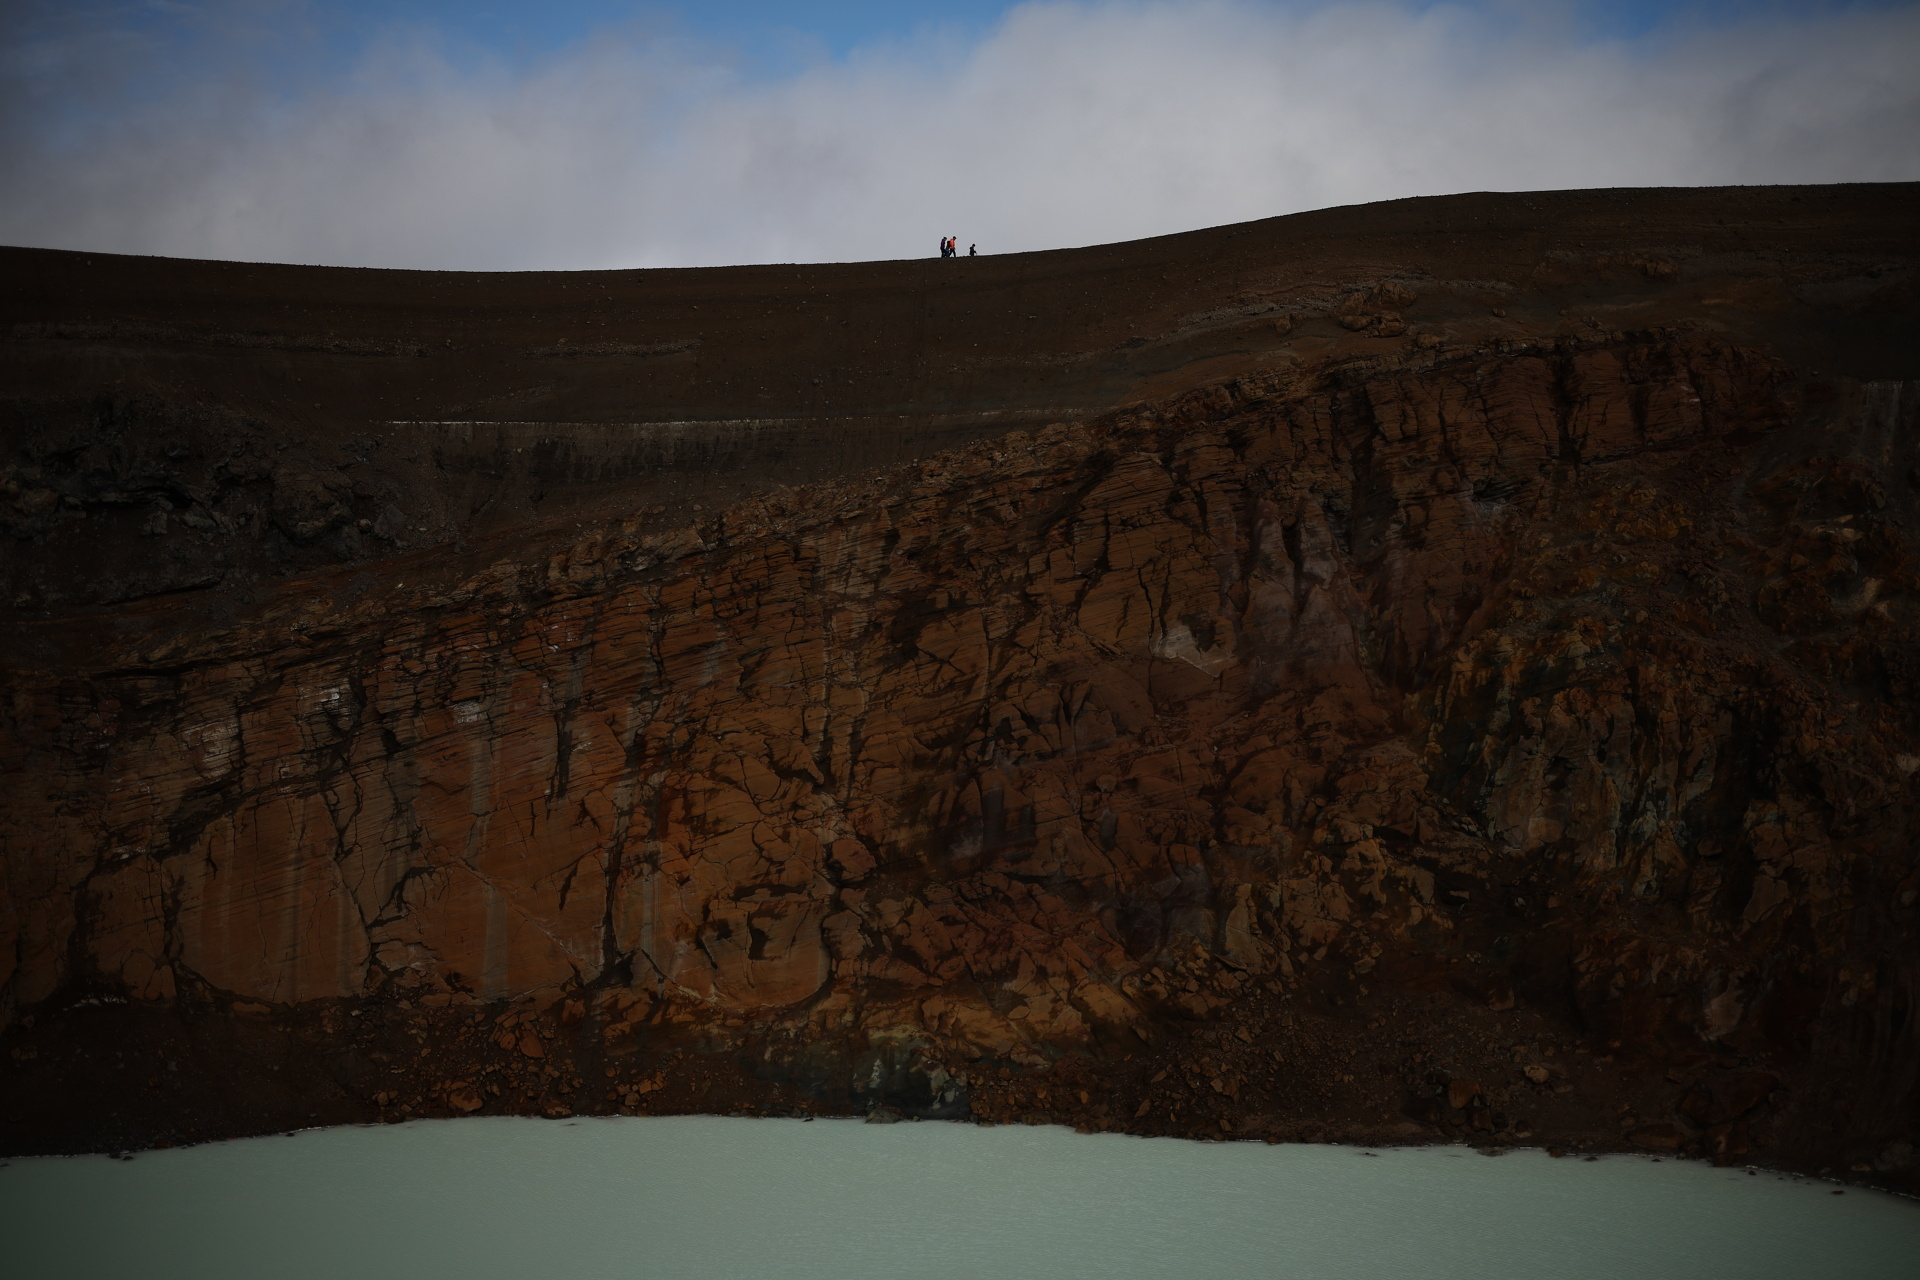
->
[2,1,1916,269]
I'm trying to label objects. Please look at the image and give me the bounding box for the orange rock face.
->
[2,186,1917,1177]
[7,329,1918,1145]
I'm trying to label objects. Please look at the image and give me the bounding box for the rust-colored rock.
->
[1,184,1916,1186]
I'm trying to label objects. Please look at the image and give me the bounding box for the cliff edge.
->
[3,184,1917,1186]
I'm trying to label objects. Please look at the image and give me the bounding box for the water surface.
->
[2,1117,1914,1279]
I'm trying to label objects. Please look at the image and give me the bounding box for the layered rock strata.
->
[2,187,1918,1186]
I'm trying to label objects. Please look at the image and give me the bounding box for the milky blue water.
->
[2,1117,1914,1279]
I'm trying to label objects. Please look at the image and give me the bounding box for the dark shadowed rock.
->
[1,185,1916,1183]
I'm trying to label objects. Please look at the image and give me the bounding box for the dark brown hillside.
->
[1,184,1917,1188]
[4,183,1913,624]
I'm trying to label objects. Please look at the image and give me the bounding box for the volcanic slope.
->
[2,184,1917,1187]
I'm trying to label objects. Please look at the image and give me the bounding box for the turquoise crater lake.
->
[2,1117,1915,1279]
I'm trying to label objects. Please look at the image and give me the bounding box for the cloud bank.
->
[3,1,1917,270]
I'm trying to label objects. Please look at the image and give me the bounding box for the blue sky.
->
[3,1,1916,268]
[370,0,1910,52]
[317,2,1020,64]
[16,1,1905,89]
[74,1,1908,52]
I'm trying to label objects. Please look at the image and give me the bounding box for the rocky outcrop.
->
[2,186,1917,1184]
[6,327,1918,1180]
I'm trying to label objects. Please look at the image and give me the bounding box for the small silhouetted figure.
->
[938,236,950,258]
[968,243,977,257]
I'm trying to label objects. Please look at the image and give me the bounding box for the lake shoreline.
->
[5,995,1913,1198]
